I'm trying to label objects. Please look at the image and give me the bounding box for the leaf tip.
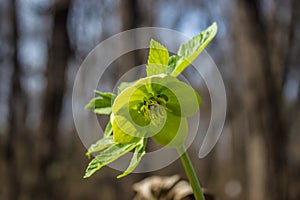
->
[210,22,218,36]
[116,174,124,179]
[84,104,91,110]
[86,152,91,159]
[212,21,217,28]
[83,174,90,179]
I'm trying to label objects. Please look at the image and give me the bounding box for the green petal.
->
[112,115,142,144]
[151,112,188,148]
[128,103,151,126]
[112,84,149,115]
[112,74,200,145]
[161,79,201,117]
[137,75,201,117]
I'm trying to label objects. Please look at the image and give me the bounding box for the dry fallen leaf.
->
[133,175,214,200]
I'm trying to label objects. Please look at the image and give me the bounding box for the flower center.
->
[140,94,169,120]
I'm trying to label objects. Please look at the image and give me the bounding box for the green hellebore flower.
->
[112,74,201,148]
[84,22,217,179]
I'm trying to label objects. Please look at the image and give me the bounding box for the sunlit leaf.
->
[94,90,116,101]
[85,97,110,110]
[146,39,169,76]
[84,142,137,178]
[85,136,114,159]
[167,55,181,75]
[146,63,168,77]
[171,22,217,77]
[85,91,116,115]
[94,107,112,115]
[117,139,146,178]
[104,120,113,136]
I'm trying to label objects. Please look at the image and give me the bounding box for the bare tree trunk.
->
[121,0,140,31]
[34,1,70,199]
[5,0,25,199]
[116,0,154,82]
[117,0,140,81]
[286,1,300,199]
[234,0,291,199]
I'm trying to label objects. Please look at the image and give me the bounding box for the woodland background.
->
[0,0,300,200]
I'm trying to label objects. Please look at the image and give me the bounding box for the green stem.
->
[177,145,205,200]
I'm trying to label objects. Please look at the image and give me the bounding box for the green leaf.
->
[148,39,169,65]
[171,22,218,77]
[94,90,116,101]
[94,107,112,115]
[85,91,116,115]
[85,97,111,114]
[84,142,137,178]
[167,55,181,75]
[104,120,113,136]
[86,119,114,158]
[146,64,168,77]
[117,139,146,178]
[85,136,114,159]
[85,97,110,110]
[146,39,169,76]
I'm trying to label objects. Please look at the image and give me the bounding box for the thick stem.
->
[177,145,205,200]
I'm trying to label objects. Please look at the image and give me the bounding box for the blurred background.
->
[0,0,299,199]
